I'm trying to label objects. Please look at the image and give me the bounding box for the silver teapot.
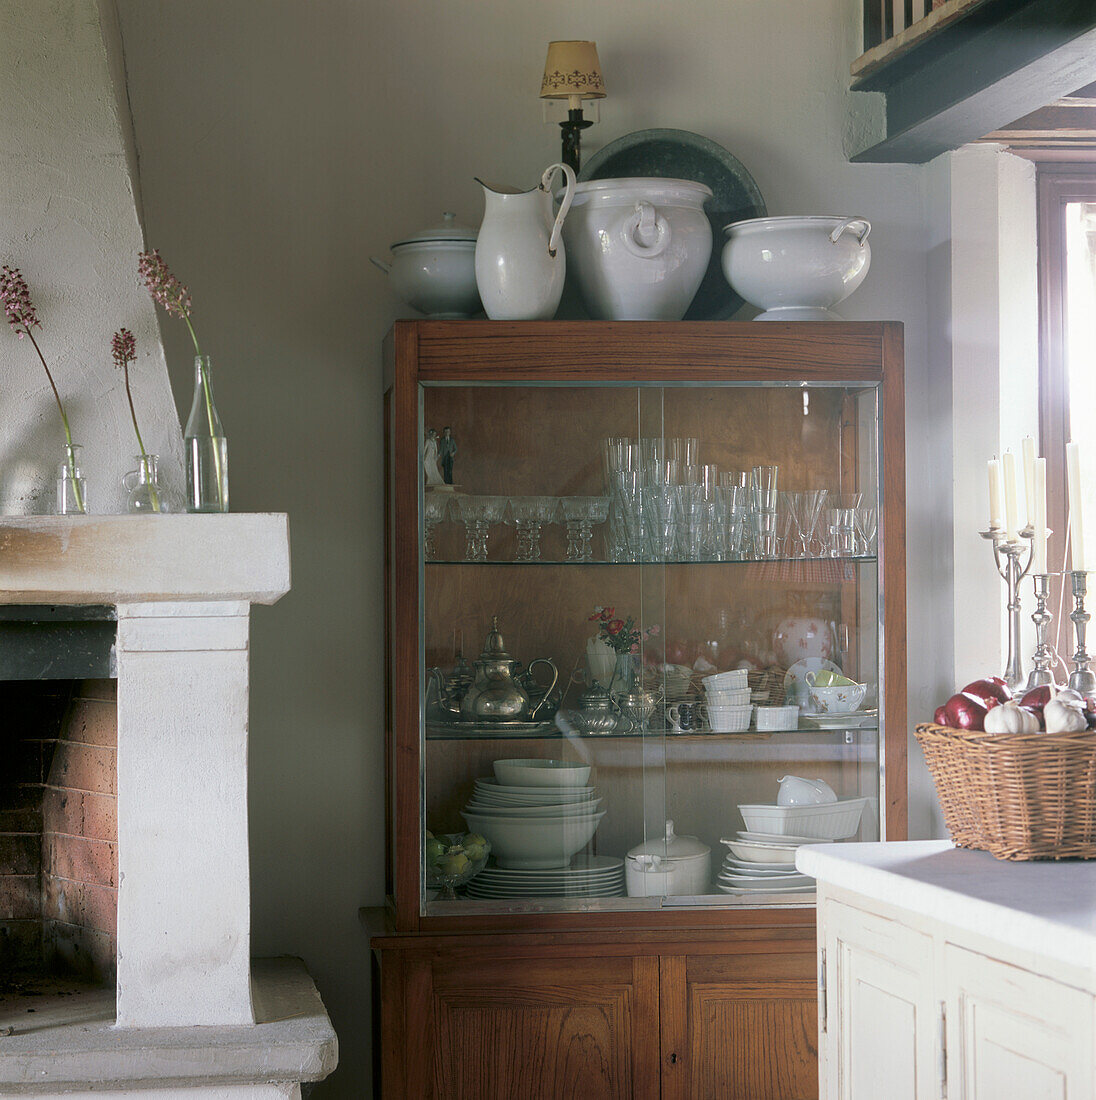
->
[434,617,558,723]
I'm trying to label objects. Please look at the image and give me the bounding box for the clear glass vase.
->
[184,355,228,512]
[56,443,88,515]
[123,454,173,514]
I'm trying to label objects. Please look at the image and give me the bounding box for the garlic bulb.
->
[1044,695,1088,734]
[983,701,1040,735]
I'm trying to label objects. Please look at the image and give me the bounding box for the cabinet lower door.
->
[660,948,819,1100]
[822,901,938,1100]
[393,951,660,1100]
[944,944,1095,1100]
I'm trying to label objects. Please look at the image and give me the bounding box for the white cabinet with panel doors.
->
[803,840,1096,1100]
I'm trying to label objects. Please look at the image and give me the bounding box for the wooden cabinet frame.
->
[376,321,907,1098]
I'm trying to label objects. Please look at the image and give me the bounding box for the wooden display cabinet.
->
[374,321,906,1099]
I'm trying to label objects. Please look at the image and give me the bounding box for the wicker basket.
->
[915,722,1096,860]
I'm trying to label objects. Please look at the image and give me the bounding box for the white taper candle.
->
[1022,435,1036,528]
[988,457,1002,530]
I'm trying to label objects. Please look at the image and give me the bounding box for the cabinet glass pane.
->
[420,381,882,916]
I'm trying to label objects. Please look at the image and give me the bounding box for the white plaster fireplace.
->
[0,514,336,1099]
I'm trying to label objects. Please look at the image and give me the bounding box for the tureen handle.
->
[829,217,871,246]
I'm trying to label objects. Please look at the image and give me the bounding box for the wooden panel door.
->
[661,948,819,1100]
[944,944,1095,1100]
[822,900,938,1100]
[427,952,660,1100]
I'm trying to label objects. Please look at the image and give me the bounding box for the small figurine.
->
[440,426,457,485]
[423,428,444,486]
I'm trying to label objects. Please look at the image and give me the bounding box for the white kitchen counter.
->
[798,839,1096,974]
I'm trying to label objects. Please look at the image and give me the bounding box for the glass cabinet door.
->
[419,381,882,915]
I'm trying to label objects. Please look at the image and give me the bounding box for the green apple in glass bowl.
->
[424,831,491,899]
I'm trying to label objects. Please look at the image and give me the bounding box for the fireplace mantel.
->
[0,514,290,605]
[0,513,301,1035]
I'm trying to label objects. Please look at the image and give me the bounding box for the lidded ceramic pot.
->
[558,178,713,320]
[370,212,481,318]
[626,819,710,895]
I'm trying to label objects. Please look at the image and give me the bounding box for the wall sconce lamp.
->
[539,40,606,174]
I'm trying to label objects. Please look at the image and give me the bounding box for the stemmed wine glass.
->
[506,496,559,561]
[453,495,508,561]
[423,493,449,561]
[560,496,610,561]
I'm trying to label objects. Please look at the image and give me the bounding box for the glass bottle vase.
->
[184,355,229,512]
[123,453,172,514]
[56,443,88,515]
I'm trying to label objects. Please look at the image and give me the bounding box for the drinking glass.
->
[560,496,610,561]
[453,495,508,561]
[855,505,878,556]
[666,437,699,466]
[798,489,829,556]
[642,485,681,561]
[608,470,645,562]
[506,496,559,561]
[750,465,779,557]
[681,498,713,561]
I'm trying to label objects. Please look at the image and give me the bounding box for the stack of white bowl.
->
[717,834,819,895]
[460,759,609,889]
[702,669,753,732]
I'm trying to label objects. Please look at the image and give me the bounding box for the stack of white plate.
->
[716,832,821,895]
[464,855,624,899]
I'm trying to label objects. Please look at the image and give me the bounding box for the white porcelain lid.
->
[391,211,476,248]
[627,819,710,860]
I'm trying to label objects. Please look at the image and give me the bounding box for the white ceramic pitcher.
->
[474,162,576,320]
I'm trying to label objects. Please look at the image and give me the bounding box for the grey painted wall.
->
[110,2,938,1095]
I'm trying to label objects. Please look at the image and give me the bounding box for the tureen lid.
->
[391,211,477,248]
[627,820,710,860]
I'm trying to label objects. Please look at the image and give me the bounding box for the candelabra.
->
[980,525,1033,693]
[1026,573,1056,690]
[1068,570,1096,700]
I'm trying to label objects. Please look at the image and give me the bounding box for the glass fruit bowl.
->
[425,831,491,899]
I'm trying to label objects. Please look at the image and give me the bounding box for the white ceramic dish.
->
[706,704,753,733]
[560,178,713,320]
[721,837,807,863]
[783,658,842,708]
[718,872,815,889]
[736,830,828,845]
[704,687,751,706]
[722,855,798,872]
[801,711,877,729]
[755,705,799,731]
[463,798,602,817]
[491,759,592,788]
[776,775,837,807]
[720,215,871,321]
[461,809,604,869]
[478,855,621,877]
[702,669,749,690]
[720,863,805,879]
[738,799,868,841]
[716,882,816,895]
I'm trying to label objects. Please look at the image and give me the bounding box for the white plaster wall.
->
[110,2,930,1095]
[0,0,184,514]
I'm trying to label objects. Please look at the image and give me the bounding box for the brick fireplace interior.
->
[1,679,118,988]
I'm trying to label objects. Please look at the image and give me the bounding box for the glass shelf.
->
[426,725,879,741]
[426,555,877,567]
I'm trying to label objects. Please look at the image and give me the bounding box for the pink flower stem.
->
[25,327,84,513]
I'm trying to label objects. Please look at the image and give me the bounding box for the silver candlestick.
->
[1026,573,1057,691]
[1068,570,1096,700]
[980,525,1034,693]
